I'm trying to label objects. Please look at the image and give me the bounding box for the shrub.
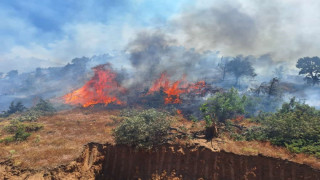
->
[244,98,320,157]
[200,88,246,125]
[1,101,26,117]
[261,98,320,146]
[1,120,43,144]
[4,120,43,134]
[24,123,43,132]
[13,126,31,142]
[14,110,41,122]
[113,109,172,148]
[10,99,56,122]
[31,99,56,115]
[1,125,31,144]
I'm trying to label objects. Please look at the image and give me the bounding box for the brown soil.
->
[1,143,320,180]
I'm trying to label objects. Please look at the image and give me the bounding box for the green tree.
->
[296,56,320,86]
[226,56,256,87]
[200,88,247,138]
[2,101,26,117]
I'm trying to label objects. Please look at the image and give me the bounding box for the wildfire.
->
[147,72,205,104]
[187,80,206,95]
[63,64,126,107]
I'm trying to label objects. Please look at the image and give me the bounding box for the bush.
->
[262,98,320,146]
[1,124,31,144]
[14,110,41,122]
[1,120,43,144]
[200,88,246,125]
[31,99,56,115]
[244,98,320,157]
[4,120,43,134]
[1,101,26,117]
[113,109,172,148]
[10,99,56,122]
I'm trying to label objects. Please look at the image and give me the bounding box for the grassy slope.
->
[0,108,319,169]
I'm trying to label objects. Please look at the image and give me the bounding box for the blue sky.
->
[0,0,192,72]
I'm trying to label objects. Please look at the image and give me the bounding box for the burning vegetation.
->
[63,64,126,107]
[62,67,211,108]
[147,72,207,104]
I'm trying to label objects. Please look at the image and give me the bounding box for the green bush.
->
[1,124,31,144]
[1,120,43,144]
[200,88,246,125]
[285,139,320,157]
[262,98,320,146]
[113,109,172,148]
[24,123,43,132]
[13,126,31,142]
[1,101,26,117]
[4,120,43,134]
[30,99,56,115]
[244,97,320,157]
[10,99,56,122]
[14,110,41,122]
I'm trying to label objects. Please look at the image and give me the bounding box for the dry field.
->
[0,108,319,170]
[0,108,119,169]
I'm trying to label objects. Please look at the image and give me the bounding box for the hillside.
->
[0,108,320,179]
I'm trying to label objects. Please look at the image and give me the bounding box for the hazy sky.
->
[0,0,319,73]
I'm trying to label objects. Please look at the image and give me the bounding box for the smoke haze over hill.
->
[0,0,320,111]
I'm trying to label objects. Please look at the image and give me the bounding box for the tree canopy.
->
[296,56,320,85]
[226,56,256,87]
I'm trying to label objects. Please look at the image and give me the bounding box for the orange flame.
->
[63,64,126,107]
[187,80,206,95]
[147,72,205,104]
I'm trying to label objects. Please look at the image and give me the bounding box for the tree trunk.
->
[205,122,218,141]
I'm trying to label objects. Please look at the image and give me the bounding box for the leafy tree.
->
[226,56,256,87]
[31,98,56,115]
[200,88,247,138]
[296,56,320,86]
[2,101,26,117]
[113,109,172,148]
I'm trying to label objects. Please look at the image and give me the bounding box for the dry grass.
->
[192,136,320,169]
[0,109,319,170]
[0,108,120,169]
[159,115,320,170]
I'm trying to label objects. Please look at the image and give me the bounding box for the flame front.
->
[147,72,205,104]
[63,65,125,107]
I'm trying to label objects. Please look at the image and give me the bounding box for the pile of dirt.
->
[1,142,320,180]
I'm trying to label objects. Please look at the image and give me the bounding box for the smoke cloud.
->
[126,32,221,88]
[172,0,320,65]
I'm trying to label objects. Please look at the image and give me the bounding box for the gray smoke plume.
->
[125,32,221,88]
[172,0,320,66]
